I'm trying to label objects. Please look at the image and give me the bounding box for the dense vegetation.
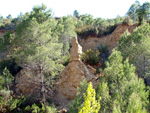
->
[0,1,150,113]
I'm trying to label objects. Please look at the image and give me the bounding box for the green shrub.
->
[0,96,7,112]
[62,55,70,66]
[77,24,117,38]
[82,49,100,65]
[45,106,57,113]
[126,93,147,113]
[0,59,21,76]
[78,82,101,113]
[68,79,88,113]
[24,103,57,113]
[0,90,11,101]
[97,44,109,68]
[96,82,111,113]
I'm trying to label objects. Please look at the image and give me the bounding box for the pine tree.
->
[14,5,64,105]
[118,22,150,84]
[68,79,88,113]
[104,49,148,112]
[126,93,147,113]
[79,82,101,113]
[96,82,111,113]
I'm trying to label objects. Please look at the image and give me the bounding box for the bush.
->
[68,79,88,113]
[0,90,11,101]
[62,55,70,66]
[78,82,101,113]
[126,93,147,113]
[97,44,109,68]
[24,103,57,113]
[0,59,21,76]
[45,106,57,113]
[82,49,100,65]
[77,24,117,38]
[96,82,111,113]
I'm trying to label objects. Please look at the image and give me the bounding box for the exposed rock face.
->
[15,68,41,97]
[70,37,82,61]
[55,37,96,101]
[79,23,138,52]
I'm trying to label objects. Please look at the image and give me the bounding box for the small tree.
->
[14,5,64,105]
[68,79,88,113]
[73,10,80,18]
[79,82,101,113]
[2,67,14,90]
[126,93,147,113]
[96,82,111,113]
[82,49,100,65]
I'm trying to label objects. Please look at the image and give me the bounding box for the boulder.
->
[15,68,41,97]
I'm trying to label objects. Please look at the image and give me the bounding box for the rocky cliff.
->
[78,23,138,52]
[54,37,97,105]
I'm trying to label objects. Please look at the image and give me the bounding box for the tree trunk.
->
[41,74,46,106]
[39,66,46,106]
[6,83,9,90]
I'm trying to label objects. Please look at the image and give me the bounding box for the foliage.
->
[126,93,147,113]
[0,93,25,113]
[73,10,80,18]
[2,67,14,90]
[122,16,133,25]
[119,22,150,85]
[45,106,57,113]
[96,82,111,113]
[127,1,150,24]
[112,102,122,113]
[56,16,77,55]
[78,82,101,113]
[0,67,14,90]
[0,30,14,54]
[77,23,117,38]
[97,44,109,68]
[127,1,140,23]
[68,79,88,113]
[0,59,21,76]
[0,75,5,90]
[0,96,7,112]
[0,3,150,113]
[82,49,100,65]
[104,49,148,112]
[29,4,52,24]
[24,103,57,113]
[0,30,14,51]
[62,55,70,66]
[15,17,64,74]
[76,13,125,38]
[13,4,66,105]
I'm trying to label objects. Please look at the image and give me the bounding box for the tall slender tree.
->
[14,4,64,105]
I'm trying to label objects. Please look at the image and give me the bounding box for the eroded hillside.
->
[78,23,138,52]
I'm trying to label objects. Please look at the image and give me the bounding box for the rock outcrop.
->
[78,23,138,52]
[15,68,41,97]
[54,37,96,102]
